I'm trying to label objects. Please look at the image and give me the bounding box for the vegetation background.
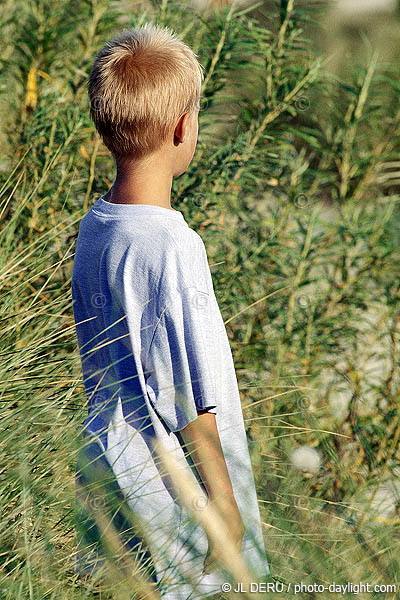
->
[1,0,400,598]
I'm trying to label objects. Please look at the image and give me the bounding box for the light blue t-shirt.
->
[72,195,270,598]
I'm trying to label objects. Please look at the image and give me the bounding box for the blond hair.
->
[88,23,204,161]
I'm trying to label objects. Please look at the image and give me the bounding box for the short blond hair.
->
[88,23,204,160]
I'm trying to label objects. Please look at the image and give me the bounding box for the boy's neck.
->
[103,156,176,211]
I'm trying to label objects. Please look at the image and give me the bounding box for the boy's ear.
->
[174,112,190,146]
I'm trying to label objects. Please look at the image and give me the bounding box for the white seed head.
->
[290,446,321,474]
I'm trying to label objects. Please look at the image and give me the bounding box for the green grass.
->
[1,0,400,598]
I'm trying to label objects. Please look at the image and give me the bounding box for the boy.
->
[72,23,270,599]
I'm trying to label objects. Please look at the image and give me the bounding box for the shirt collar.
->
[92,195,186,223]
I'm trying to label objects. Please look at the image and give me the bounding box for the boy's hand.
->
[202,495,245,575]
[203,528,245,574]
[179,413,246,576]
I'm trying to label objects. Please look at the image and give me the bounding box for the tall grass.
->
[1,0,400,598]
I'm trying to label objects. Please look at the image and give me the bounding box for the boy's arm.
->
[180,411,245,562]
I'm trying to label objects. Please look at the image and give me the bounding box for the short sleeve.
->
[143,286,218,433]
[197,406,217,414]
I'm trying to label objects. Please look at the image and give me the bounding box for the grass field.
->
[1,0,400,598]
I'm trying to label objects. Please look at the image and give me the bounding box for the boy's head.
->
[88,23,204,173]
